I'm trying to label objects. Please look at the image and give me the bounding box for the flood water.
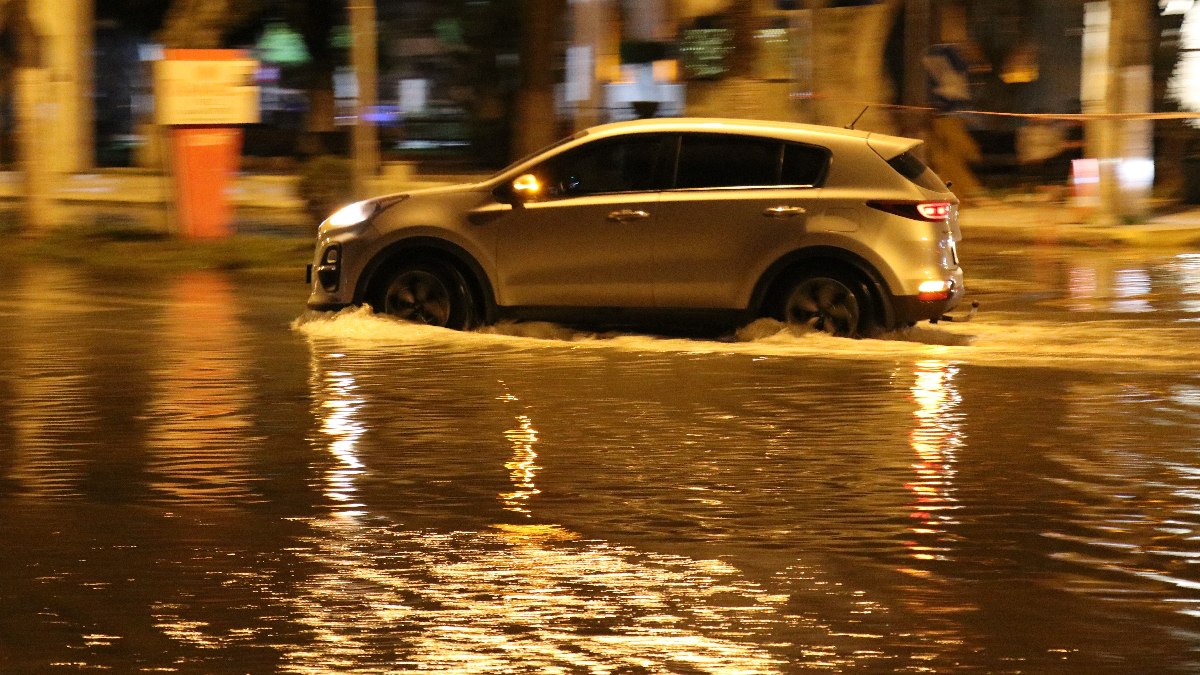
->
[0,243,1198,673]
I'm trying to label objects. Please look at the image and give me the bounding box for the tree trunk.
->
[5,0,54,232]
[1086,0,1154,224]
[514,0,566,158]
[349,0,379,199]
[727,0,758,79]
[159,0,250,48]
[16,67,54,232]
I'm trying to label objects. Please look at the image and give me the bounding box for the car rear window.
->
[887,150,951,193]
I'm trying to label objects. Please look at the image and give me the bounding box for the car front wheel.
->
[372,261,474,329]
[777,270,875,338]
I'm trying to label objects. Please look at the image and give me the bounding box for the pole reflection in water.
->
[1063,252,1200,315]
[9,266,96,497]
[1111,268,1153,313]
[1173,253,1200,315]
[905,360,964,564]
[1067,259,1157,313]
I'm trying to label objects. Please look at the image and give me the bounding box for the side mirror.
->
[509,174,542,204]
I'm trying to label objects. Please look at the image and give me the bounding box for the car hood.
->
[392,180,493,201]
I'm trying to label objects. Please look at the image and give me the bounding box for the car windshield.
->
[491,130,590,178]
[887,149,951,193]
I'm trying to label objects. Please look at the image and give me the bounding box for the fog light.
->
[317,265,339,292]
[317,245,341,292]
[918,280,952,302]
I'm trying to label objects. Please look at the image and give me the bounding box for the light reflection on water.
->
[1042,378,1200,622]
[905,360,963,564]
[978,248,1200,318]
[0,261,1198,672]
[297,343,806,672]
[314,356,367,515]
[287,310,1200,671]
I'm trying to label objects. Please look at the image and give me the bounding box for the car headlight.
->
[327,200,378,228]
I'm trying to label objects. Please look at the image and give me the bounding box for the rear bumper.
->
[890,266,965,324]
[893,294,960,323]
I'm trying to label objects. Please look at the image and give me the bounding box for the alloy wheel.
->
[784,276,861,337]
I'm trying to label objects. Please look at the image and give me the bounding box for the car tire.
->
[777,268,877,338]
[371,260,475,330]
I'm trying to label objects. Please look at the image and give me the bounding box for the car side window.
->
[675,135,780,189]
[535,136,663,199]
[781,143,829,186]
[672,135,831,189]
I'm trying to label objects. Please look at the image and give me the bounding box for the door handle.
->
[763,206,806,218]
[607,209,651,222]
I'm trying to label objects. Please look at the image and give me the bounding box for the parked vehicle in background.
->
[306,117,964,337]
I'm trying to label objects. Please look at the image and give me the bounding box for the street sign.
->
[154,53,260,126]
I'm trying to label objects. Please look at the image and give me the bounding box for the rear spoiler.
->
[866,133,923,162]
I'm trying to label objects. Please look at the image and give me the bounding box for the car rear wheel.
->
[778,270,876,338]
[372,261,475,329]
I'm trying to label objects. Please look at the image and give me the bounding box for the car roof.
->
[578,117,921,158]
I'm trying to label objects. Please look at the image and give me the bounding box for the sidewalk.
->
[960,197,1200,248]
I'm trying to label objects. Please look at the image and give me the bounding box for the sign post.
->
[154,50,259,238]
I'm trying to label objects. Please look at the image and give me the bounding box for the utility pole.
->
[349,0,379,200]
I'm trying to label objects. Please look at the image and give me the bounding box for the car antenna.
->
[845,106,869,130]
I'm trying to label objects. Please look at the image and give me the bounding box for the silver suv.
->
[306,118,964,337]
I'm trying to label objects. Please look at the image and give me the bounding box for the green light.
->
[258,22,311,65]
[680,29,733,80]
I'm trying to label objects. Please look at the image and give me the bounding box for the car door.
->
[651,134,830,309]
[493,134,668,308]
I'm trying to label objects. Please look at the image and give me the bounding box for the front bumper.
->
[305,262,350,311]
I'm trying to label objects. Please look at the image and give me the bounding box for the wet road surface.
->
[0,242,1198,672]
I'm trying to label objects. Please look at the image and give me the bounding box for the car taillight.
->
[916,202,952,220]
[868,200,953,222]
